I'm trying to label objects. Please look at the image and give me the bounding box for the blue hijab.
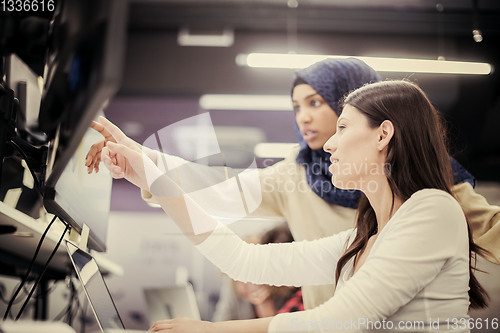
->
[293,58,475,208]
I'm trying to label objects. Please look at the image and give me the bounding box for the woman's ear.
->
[377,120,394,151]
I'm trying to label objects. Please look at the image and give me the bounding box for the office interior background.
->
[1,0,500,331]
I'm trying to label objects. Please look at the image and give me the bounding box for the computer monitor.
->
[40,0,128,188]
[66,240,125,331]
[0,0,128,251]
[40,0,128,251]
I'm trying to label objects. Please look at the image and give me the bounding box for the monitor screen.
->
[48,124,113,252]
[66,241,125,330]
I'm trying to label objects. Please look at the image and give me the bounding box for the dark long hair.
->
[333,80,489,309]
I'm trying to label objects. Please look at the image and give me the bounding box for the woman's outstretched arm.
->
[99,116,351,286]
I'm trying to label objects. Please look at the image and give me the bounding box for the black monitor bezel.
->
[41,0,128,252]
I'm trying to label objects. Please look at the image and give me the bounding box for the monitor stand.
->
[68,223,90,250]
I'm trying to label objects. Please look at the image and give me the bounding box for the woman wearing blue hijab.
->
[293,58,475,209]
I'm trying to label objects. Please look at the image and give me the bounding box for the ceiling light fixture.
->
[178,27,234,47]
[236,53,492,75]
[200,94,292,111]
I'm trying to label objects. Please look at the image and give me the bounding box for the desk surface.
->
[0,201,122,277]
[0,200,70,275]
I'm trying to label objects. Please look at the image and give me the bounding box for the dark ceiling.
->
[105,0,500,193]
[128,0,500,36]
[122,0,500,93]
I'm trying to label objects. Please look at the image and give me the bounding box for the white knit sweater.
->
[196,189,470,332]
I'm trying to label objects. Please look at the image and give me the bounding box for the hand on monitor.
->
[99,116,154,190]
[85,120,116,174]
[85,116,157,174]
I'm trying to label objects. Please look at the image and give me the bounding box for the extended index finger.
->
[98,116,128,143]
[90,121,114,141]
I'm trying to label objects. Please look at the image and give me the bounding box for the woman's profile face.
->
[292,84,339,150]
[323,105,383,191]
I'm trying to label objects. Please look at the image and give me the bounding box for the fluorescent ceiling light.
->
[178,28,234,47]
[200,94,292,111]
[236,53,492,75]
[254,143,297,158]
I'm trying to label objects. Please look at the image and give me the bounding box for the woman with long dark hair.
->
[330,80,488,310]
[100,80,488,332]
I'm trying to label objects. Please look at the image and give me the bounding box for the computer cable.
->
[80,291,89,333]
[15,221,70,320]
[2,214,57,320]
[66,277,81,326]
[0,282,7,305]
[0,281,35,306]
[0,285,37,319]
[1,57,5,79]
[8,139,44,196]
[52,277,81,324]
[65,276,78,325]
